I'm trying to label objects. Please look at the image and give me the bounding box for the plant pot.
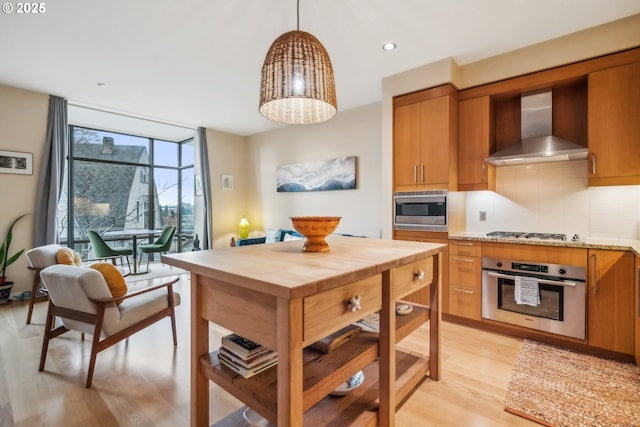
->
[0,282,14,304]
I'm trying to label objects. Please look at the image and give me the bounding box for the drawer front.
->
[393,258,434,301]
[303,274,381,346]
[449,240,481,257]
[448,284,481,320]
[449,256,481,288]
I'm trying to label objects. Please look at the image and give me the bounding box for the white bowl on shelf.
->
[243,407,274,427]
[330,370,365,396]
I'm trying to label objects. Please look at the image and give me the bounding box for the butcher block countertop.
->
[163,235,446,299]
[449,233,640,256]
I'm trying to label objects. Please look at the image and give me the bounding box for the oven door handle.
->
[486,271,578,287]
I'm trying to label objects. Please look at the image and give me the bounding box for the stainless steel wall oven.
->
[482,257,586,340]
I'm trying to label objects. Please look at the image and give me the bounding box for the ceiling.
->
[1,1,639,140]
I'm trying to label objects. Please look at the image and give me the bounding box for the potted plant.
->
[0,213,29,303]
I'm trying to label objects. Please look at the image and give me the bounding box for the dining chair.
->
[24,244,62,324]
[137,225,176,272]
[87,230,133,275]
[38,264,181,387]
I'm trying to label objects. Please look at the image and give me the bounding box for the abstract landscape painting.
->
[277,156,356,192]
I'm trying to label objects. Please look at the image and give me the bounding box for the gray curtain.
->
[34,96,68,246]
[197,127,213,249]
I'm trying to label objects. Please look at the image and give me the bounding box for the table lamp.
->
[238,216,250,239]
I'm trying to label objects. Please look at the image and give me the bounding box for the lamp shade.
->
[259,30,337,124]
[238,216,250,239]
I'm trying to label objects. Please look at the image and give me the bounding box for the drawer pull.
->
[454,288,475,295]
[454,257,475,263]
[347,295,361,312]
[414,269,425,282]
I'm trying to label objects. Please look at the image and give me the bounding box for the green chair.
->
[87,230,133,275]
[137,226,176,272]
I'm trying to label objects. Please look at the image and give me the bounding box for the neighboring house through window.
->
[58,126,195,260]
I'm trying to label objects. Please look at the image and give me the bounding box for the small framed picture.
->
[0,150,33,175]
[221,174,234,190]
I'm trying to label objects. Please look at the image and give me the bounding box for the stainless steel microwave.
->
[394,190,448,231]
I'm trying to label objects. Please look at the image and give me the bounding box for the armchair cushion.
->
[56,247,82,266]
[25,244,63,269]
[89,262,127,304]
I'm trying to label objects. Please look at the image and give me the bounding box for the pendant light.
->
[259,0,337,124]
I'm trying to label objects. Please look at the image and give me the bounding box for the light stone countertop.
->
[448,232,640,257]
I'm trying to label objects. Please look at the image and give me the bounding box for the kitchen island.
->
[162,235,445,427]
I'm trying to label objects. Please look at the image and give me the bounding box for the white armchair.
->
[38,264,181,387]
[24,244,63,324]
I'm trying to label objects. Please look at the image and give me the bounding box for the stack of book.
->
[218,333,278,378]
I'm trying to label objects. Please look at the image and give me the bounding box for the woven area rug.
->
[505,340,640,427]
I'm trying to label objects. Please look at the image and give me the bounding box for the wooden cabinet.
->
[457,96,496,191]
[393,230,448,311]
[448,240,482,320]
[588,61,640,186]
[635,254,640,365]
[393,84,457,191]
[587,249,635,355]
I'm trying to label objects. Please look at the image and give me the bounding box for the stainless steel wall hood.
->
[486,90,587,166]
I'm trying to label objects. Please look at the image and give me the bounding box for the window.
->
[59,126,195,260]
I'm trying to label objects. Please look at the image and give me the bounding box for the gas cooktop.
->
[486,231,567,241]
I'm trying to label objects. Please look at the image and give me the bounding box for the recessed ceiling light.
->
[97,82,105,87]
[382,42,396,51]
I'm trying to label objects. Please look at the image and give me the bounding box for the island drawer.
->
[303,274,381,346]
[392,258,433,301]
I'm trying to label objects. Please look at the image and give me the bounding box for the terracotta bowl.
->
[290,216,341,252]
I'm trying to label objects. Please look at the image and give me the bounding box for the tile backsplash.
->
[465,160,640,240]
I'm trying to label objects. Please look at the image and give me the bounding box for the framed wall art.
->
[0,150,33,175]
[277,156,356,192]
[221,174,234,190]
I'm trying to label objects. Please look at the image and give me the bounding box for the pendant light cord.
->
[297,0,300,30]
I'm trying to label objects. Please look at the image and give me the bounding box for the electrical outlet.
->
[479,211,487,221]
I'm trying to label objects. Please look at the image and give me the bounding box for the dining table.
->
[102,229,163,275]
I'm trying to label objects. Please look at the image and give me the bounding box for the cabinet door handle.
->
[590,153,597,175]
[454,257,475,263]
[482,161,487,182]
[454,288,475,295]
[413,165,418,183]
[414,269,425,282]
[453,242,474,247]
[591,253,598,295]
[421,164,425,183]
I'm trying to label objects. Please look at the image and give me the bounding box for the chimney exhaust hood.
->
[485,90,587,166]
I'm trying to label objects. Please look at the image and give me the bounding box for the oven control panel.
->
[483,257,586,281]
[512,262,548,273]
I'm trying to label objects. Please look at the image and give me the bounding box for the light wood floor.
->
[0,271,537,427]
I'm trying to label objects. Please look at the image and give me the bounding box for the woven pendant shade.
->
[260,30,337,124]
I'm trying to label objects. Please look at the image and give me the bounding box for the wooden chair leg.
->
[26,270,41,324]
[38,301,55,371]
[167,285,178,346]
[86,304,107,388]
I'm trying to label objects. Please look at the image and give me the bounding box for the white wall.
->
[0,84,48,293]
[204,128,249,247]
[245,103,382,238]
[465,161,640,240]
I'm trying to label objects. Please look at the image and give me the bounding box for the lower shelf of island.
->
[199,304,431,426]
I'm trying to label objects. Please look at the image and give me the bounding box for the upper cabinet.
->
[393,84,457,191]
[457,96,495,191]
[588,61,640,186]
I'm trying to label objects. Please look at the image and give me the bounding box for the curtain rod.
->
[67,101,197,131]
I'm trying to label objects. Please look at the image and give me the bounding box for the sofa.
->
[237,228,304,246]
